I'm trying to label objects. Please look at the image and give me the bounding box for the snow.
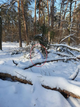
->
[68,97,80,107]
[0,79,71,107]
[32,48,44,59]
[40,76,80,97]
[0,42,80,106]
[1,62,80,97]
[35,34,42,37]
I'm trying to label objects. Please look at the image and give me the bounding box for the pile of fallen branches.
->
[50,44,80,52]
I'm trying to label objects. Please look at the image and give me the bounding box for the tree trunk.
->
[51,0,54,29]
[73,1,76,22]
[47,0,49,26]
[70,1,72,22]
[18,0,22,47]
[58,2,63,43]
[0,10,2,50]
[34,0,36,35]
[68,1,72,46]
[39,0,41,24]
[21,0,29,44]
[42,1,45,24]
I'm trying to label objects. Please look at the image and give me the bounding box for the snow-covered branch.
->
[12,56,79,70]
[60,33,75,43]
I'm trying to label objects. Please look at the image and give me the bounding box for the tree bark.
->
[18,0,22,47]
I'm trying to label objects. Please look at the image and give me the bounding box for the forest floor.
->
[0,42,80,107]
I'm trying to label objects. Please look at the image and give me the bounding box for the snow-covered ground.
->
[0,42,80,107]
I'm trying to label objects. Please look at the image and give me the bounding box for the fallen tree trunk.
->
[42,85,80,99]
[0,73,32,85]
[0,72,80,99]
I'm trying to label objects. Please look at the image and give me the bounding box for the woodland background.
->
[0,0,80,49]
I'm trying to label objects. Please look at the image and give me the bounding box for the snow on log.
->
[0,72,80,99]
[0,73,32,85]
[0,64,80,99]
[23,57,78,69]
[40,76,80,99]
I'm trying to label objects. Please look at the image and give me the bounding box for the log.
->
[24,57,78,69]
[0,72,80,99]
[42,85,80,99]
[0,73,32,85]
